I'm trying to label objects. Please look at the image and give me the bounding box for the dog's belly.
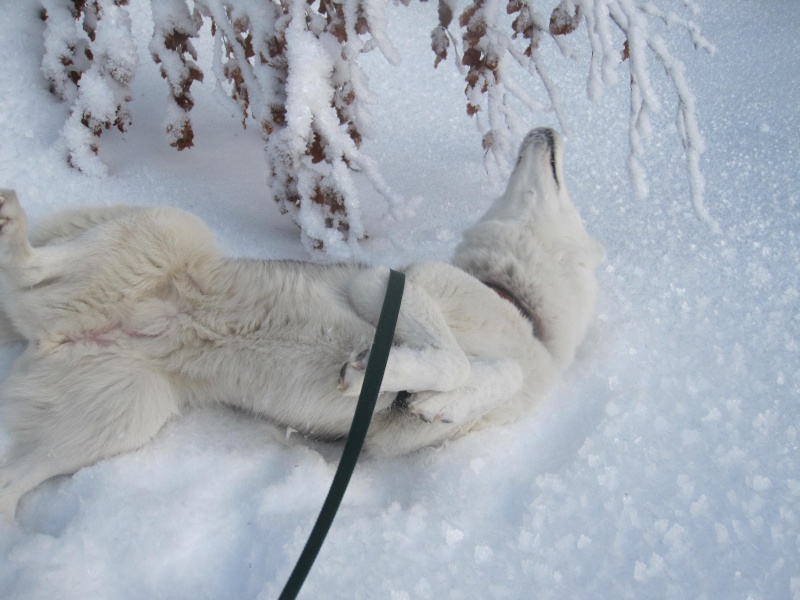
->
[147,268,382,436]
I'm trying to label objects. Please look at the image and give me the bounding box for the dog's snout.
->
[520,128,558,154]
[517,128,561,189]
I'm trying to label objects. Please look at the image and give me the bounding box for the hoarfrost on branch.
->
[41,0,717,256]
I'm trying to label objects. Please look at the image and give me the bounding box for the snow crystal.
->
[443,522,465,546]
[474,544,493,564]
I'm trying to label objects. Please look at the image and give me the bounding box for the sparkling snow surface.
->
[1,2,798,599]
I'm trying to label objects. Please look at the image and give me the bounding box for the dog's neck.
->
[482,281,538,335]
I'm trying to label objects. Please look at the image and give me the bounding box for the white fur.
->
[0,128,604,518]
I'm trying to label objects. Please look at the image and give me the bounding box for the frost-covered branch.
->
[177,0,404,256]
[149,0,204,150]
[263,0,402,256]
[41,0,717,256]
[41,0,404,256]
[42,0,137,175]
[434,0,716,224]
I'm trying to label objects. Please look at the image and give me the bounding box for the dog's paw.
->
[407,391,458,425]
[0,189,22,231]
[337,348,370,396]
[0,189,28,246]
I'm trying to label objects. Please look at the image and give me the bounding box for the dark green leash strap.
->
[279,269,406,600]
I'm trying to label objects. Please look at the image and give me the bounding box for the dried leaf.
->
[438,0,453,29]
[462,47,483,68]
[549,2,581,36]
[431,26,449,68]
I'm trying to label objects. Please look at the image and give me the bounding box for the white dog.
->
[0,128,604,517]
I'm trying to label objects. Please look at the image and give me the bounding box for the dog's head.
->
[476,128,605,268]
[453,128,604,364]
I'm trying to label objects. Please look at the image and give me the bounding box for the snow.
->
[1,1,799,599]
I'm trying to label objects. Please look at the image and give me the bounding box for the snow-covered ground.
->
[1,1,798,598]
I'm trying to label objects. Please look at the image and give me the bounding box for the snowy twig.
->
[647,33,719,232]
[42,0,137,176]
[435,0,716,226]
[149,0,204,150]
[41,0,718,255]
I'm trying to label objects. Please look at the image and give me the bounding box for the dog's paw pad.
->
[352,348,369,370]
[408,392,456,425]
[337,365,363,397]
[337,349,370,396]
[410,406,453,424]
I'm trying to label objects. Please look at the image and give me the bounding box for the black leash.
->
[279,269,406,600]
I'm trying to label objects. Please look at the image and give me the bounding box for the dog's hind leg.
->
[0,190,110,347]
[0,350,181,518]
[0,190,37,343]
[0,190,34,268]
[0,189,79,290]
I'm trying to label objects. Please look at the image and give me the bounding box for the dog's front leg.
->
[340,268,470,396]
[339,344,471,396]
[405,358,523,425]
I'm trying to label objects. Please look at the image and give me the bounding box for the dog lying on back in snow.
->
[0,128,604,517]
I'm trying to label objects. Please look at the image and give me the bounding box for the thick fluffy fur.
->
[0,128,603,517]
